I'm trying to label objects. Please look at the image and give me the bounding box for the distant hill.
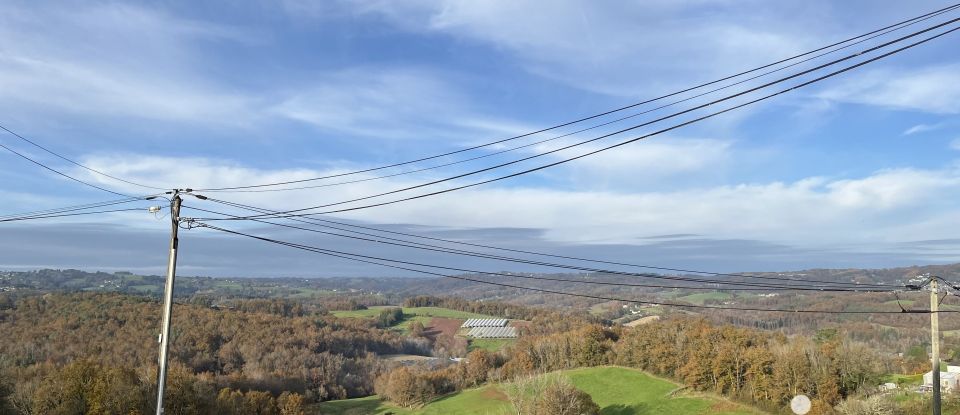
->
[313,366,763,415]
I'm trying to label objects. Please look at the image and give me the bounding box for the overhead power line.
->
[194,222,940,314]
[182,204,899,292]
[0,140,132,197]
[198,3,960,194]
[0,207,158,223]
[0,197,146,220]
[196,20,960,220]
[0,124,168,191]
[193,2,960,193]
[187,197,895,289]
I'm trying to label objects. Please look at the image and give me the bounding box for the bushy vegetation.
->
[0,287,942,415]
[503,374,599,415]
[0,292,433,413]
[373,319,888,414]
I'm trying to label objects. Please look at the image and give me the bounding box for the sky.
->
[1,0,960,277]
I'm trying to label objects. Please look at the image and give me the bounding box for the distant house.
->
[922,367,960,392]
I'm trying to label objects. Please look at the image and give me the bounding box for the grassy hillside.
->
[331,306,498,320]
[677,291,733,305]
[468,338,515,352]
[313,366,761,415]
[331,306,501,333]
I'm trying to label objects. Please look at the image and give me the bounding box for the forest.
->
[1,268,957,414]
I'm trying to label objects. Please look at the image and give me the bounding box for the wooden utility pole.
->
[931,276,941,415]
[155,191,182,415]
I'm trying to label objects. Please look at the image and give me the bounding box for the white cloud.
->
[271,68,522,140]
[0,3,257,123]
[69,153,960,248]
[337,0,821,97]
[950,138,960,151]
[530,137,733,187]
[819,64,960,114]
[903,123,943,135]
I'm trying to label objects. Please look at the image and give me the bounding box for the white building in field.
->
[461,318,508,328]
[922,366,960,393]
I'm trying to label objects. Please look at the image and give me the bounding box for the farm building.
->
[922,366,960,393]
[461,318,508,328]
[467,326,517,338]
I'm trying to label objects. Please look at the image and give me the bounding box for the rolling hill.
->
[313,366,762,415]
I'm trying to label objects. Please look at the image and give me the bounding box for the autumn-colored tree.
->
[244,390,278,415]
[465,349,494,386]
[408,321,426,337]
[536,377,600,415]
[31,360,149,415]
[216,388,247,414]
[433,333,468,358]
[0,373,13,415]
[277,391,305,415]
[502,348,536,380]
[375,367,434,408]
[572,325,609,367]
[162,367,216,415]
[504,374,598,415]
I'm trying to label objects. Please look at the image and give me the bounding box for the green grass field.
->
[331,306,497,320]
[330,306,502,334]
[677,291,733,305]
[128,284,160,293]
[468,338,515,352]
[885,372,924,386]
[313,366,761,415]
[566,367,755,415]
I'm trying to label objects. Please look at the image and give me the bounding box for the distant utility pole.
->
[931,276,941,415]
[155,191,182,415]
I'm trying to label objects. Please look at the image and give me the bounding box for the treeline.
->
[0,292,433,413]
[0,359,305,415]
[615,319,887,413]
[375,318,890,414]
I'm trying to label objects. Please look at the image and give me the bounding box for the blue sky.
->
[1,0,960,277]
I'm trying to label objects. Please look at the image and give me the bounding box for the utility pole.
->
[931,276,941,415]
[156,191,182,415]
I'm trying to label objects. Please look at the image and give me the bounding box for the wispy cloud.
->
[270,68,524,141]
[903,123,943,135]
[68,153,960,248]
[336,0,821,97]
[529,136,734,188]
[0,3,257,124]
[950,138,960,151]
[819,64,960,114]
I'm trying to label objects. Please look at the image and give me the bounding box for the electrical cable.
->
[199,4,960,194]
[194,3,960,192]
[199,196,893,288]
[0,141,132,197]
[0,124,169,190]
[0,207,158,223]
[196,21,960,220]
[185,199,896,289]
[0,197,146,220]
[194,222,938,314]
[182,204,898,291]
